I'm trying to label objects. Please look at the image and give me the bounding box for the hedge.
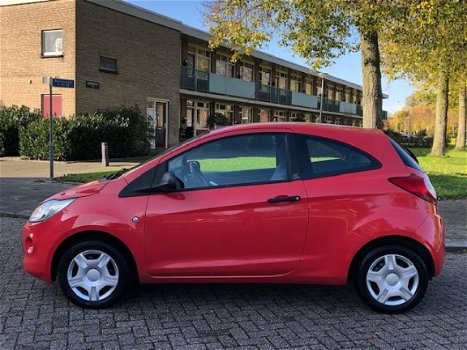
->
[0,105,42,156]
[19,106,150,160]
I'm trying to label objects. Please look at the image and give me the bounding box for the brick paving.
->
[1,217,466,350]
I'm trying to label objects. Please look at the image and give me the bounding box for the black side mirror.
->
[153,171,180,192]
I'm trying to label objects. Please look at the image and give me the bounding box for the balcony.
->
[209,73,256,99]
[255,84,292,105]
[180,67,377,118]
[291,91,319,109]
[181,67,209,92]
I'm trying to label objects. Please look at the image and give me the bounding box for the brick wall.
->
[0,0,76,116]
[75,0,181,146]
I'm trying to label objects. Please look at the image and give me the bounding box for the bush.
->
[19,106,150,160]
[0,105,42,156]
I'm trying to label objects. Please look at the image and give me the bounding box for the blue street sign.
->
[51,78,74,88]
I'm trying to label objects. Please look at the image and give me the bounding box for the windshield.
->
[114,133,210,179]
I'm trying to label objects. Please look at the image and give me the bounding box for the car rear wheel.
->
[58,240,130,308]
[355,245,428,313]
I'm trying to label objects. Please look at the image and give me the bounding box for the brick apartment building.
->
[0,0,388,148]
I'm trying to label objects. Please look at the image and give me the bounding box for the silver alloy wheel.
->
[67,250,119,302]
[366,254,419,306]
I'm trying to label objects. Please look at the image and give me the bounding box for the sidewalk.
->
[0,158,465,250]
[0,156,139,178]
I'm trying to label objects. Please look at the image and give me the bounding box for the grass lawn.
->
[55,147,466,199]
[56,170,116,183]
[409,147,467,199]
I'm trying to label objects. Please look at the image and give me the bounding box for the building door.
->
[155,101,169,149]
[148,100,169,149]
[41,94,62,117]
[146,106,156,149]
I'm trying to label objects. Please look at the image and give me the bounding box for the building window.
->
[239,62,253,81]
[259,109,270,122]
[274,110,287,122]
[100,56,118,73]
[327,84,334,100]
[239,106,253,123]
[216,54,234,77]
[290,75,302,92]
[215,103,234,123]
[196,49,211,72]
[260,67,271,86]
[275,71,287,90]
[336,87,344,101]
[305,80,313,95]
[42,30,63,57]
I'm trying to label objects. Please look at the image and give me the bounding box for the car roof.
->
[208,122,384,139]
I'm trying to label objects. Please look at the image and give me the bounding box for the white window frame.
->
[42,29,63,57]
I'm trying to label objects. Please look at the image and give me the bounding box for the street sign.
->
[86,80,100,89]
[48,77,75,180]
[51,78,74,88]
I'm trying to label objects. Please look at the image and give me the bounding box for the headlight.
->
[29,198,75,223]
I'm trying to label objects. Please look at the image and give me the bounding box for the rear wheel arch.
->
[51,231,138,284]
[347,235,435,284]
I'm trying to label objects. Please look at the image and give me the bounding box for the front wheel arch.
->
[51,231,138,284]
[347,236,435,285]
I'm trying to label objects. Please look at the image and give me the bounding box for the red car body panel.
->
[22,123,445,285]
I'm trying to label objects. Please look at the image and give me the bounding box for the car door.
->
[293,133,383,267]
[145,132,309,277]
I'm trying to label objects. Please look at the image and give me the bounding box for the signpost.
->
[49,78,74,180]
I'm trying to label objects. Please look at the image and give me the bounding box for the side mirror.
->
[153,171,179,192]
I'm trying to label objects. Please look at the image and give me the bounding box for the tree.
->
[205,0,391,128]
[456,83,466,150]
[381,0,467,156]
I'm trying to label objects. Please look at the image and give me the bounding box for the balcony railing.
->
[255,84,292,105]
[180,67,379,118]
[181,66,209,92]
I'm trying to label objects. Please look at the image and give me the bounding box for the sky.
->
[126,0,413,115]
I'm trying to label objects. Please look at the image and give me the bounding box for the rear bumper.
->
[421,209,445,276]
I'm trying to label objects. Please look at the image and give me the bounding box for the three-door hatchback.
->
[22,123,445,312]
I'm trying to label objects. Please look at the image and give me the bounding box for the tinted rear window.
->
[389,138,423,172]
[295,134,381,179]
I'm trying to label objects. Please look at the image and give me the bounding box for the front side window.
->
[168,133,289,190]
[42,29,63,57]
[296,134,380,179]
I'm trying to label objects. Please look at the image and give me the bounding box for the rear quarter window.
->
[295,134,381,179]
[389,138,424,172]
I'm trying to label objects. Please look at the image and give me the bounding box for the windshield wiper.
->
[103,168,128,180]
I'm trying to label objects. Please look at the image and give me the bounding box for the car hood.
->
[49,180,110,201]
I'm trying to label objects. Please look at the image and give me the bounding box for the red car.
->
[22,123,445,313]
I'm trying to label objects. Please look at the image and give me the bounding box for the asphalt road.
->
[1,217,466,350]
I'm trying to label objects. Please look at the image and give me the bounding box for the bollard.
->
[101,142,109,167]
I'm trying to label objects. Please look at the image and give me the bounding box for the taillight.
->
[388,174,437,204]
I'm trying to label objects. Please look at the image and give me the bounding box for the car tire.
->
[355,245,428,313]
[58,240,130,308]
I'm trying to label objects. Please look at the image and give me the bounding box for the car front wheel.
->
[356,245,429,313]
[58,240,130,308]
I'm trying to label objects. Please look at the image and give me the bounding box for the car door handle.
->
[267,195,301,204]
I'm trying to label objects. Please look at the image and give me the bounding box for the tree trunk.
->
[431,71,449,156]
[360,30,383,129]
[455,84,466,150]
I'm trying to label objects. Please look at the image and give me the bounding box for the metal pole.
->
[318,76,325,123]
[49,80,54,180]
